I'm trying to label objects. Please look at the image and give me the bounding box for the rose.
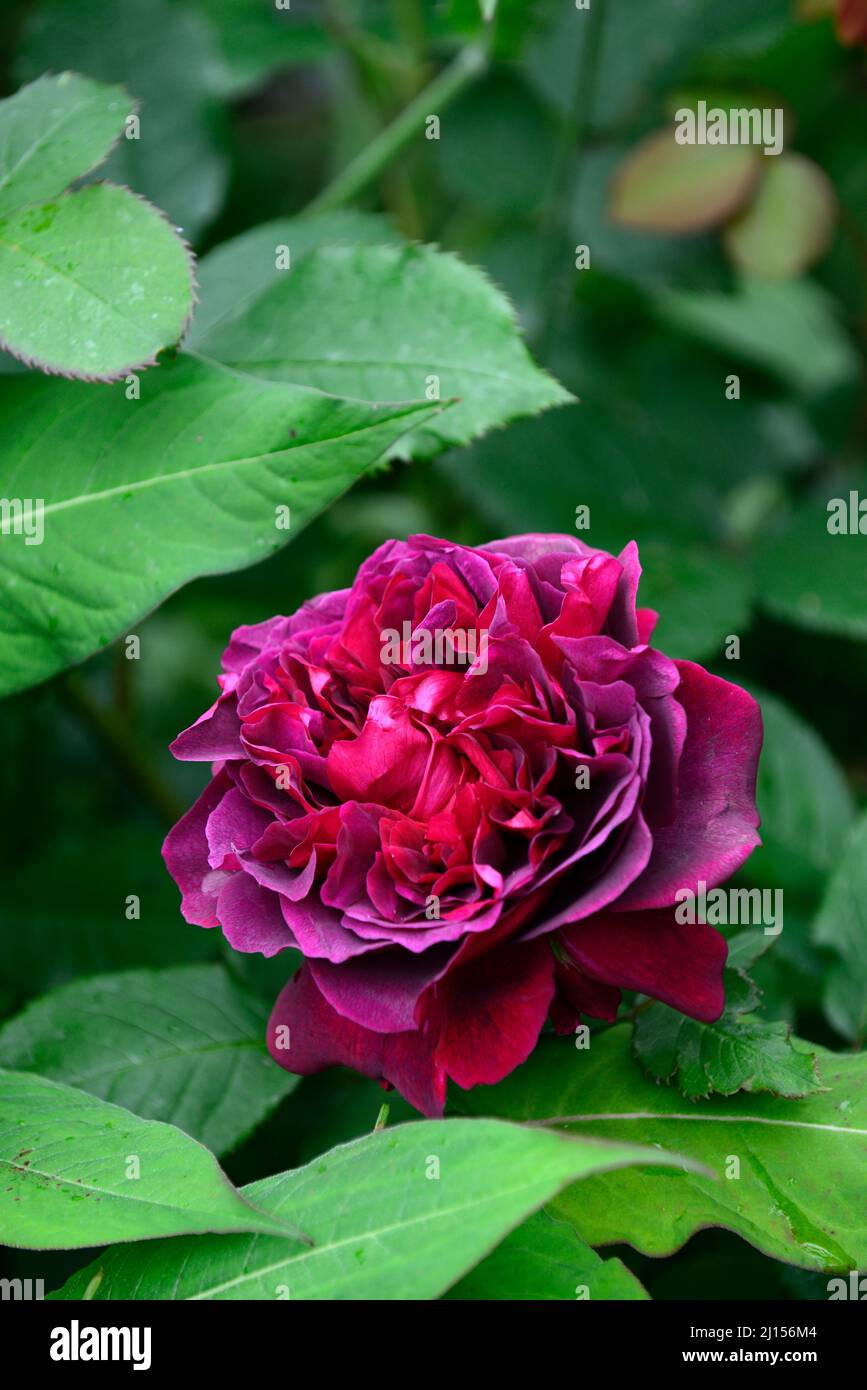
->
[164,533,762,1115]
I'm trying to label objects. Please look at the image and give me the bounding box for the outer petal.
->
[309,944,455,1033]
[607,539,642,647]
[217,870,296,957]
[162,771,232,927]
[222,595,347,675]
[559,907,728,1022]
[526,812,653,934]
[170,690,242,762]
[431,939,555,1091]
[206,789,272,868]
[615,662,762,910]
[480,532,589,565]
[268,966,444,1116]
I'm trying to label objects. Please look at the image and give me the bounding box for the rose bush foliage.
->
[164,533,762,1114]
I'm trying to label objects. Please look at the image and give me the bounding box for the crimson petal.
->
[432,939,555,1090]
[559,907,727,1022]
[268,966,445,1116]
[615,662,762,909]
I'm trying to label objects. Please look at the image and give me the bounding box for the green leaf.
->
[0,965,296,1156]
[0,183,194,380]
[0,72,132,216]
[813,812,867,1043]
[655,276,859,396]
[724,154,837,280]
[0,354,440,697]
[754,488,867,640]
[724,929,777,974]
[727,911,824,1027]
[188,211,396,346]
[18,0,229,241]
[52,1118,697,1299]
[633,961,824,1100]
[0,1069,304,1249]
[446,1208,649,1300]
[458,1026,867,1273]
[745,687,855,890]
[191,243,572,460]
[610,130,759,233]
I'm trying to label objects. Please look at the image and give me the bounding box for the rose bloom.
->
[164,533,762,1115]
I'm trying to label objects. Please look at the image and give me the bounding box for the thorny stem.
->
[303,42,488,217]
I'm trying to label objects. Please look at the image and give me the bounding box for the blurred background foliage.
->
[1,0,865,1299]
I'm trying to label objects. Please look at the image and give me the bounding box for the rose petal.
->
[559,907,728,1022]
[217,870,296,957]
[431,939,555,1090]
[170,691,242,762]
[309,944,454,1033]
[268,966,445,1116]
[550,959,621,1031]
[327,696,432,812]
[206,789,272,868]
[162,771,233,926]
[615,662,762,909]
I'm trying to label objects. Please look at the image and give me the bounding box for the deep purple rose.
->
[163,533,762,1114]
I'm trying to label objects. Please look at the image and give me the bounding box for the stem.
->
[538,2,607,353]
[391,0,427,68]
[569,1,607,182]
[326,0,426,237]
[60,672,183,827]
[303,43,487,217]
